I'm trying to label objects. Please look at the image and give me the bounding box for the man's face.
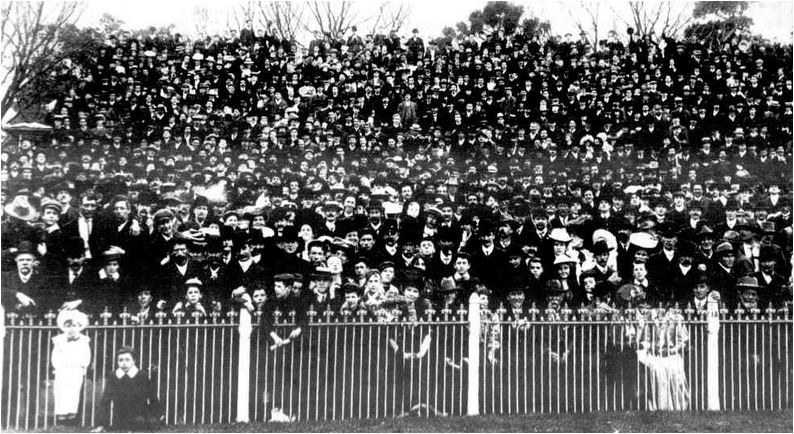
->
[454,257,470,274]
[760,259,776,274]
[694,283,709,300]
[359,234,375,250]
[719,252,736,268]
[633,263,647,281]
[309,247,325,264]
[595,252,609,267]
[104,260,120,276]
[194,205,208,220]
[114,201,130,222]
[171,243,189,263]
[137,290,153,307]
[238,244,252,260]
[80,198,97,218]
[16,254,35,274]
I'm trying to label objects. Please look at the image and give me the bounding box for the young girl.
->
[171,278,207,317]
[92,347,163,431]
[52,310,91,425]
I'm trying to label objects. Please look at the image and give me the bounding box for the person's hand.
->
[90,426,105,432]
[288,327,302,340]
[156,300,167,310]
[16,292,35,307]
[37,242,47,256]
[231,286,247,299]
[60,300,83,311]
[129,219,141,236]
[172,302,184,313]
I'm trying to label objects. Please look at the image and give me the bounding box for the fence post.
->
[236,308,252,423]
[706,299,720,411]
[467,293,481,416]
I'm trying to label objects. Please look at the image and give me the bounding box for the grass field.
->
[18,410,793,432]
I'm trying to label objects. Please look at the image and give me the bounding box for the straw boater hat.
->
[56,309,89,333]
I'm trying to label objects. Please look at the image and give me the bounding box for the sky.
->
[74,0,793,43]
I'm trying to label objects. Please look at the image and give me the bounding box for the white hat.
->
[553,254,578,266]
[549,228,572,243]
[592,229,617,250]
[629,232,658,250]
[56,309,89,333]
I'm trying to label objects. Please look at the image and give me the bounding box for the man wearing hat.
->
[154,238,204,306]
[1,241,47,313]
[2,192,41,271]
[647,222,679,284]
[753,246,789,308]
[468,219,507,293]
[316,201,344,238]
[708,241,747,308]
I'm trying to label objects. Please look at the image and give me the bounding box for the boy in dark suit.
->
[92,347,162,432]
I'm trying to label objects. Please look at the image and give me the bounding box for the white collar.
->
[115,366,139,379]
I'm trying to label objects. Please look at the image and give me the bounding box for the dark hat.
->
[14,241,37,258]
[759,246,777,263]
[735,276,761,289]
[591,240,613,255]
[657,222,678,238]
[277,225,300,243]
[544,279,566,293]
[696,225,715,239]
[153,208,175,225]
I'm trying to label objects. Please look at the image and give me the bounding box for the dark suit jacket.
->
[1,270,50,313]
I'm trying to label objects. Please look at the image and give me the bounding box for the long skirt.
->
[636,350,690,411]
[53,367,85,416]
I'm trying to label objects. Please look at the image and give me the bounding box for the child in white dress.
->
[52,310,91,425]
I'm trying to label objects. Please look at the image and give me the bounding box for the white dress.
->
[634,310,691,411]
[51,334,92,416]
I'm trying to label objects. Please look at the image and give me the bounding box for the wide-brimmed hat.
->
[101,246,126,262]
[629,232,658,250]
[56,309,89,333]
[438,277,459,293]
[549,228,572,243]
[4,195,39,222]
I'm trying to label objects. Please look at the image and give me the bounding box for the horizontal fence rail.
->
[1,302,792,429]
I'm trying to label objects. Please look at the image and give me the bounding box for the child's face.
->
[186,287,202,304]
[104,261,120,275]
[63,320,81,338]
[137,291,152,307]
[404,287,419,302]
[252,289,267,305]
[583,277,596,292]
[274,282,290,298]
[345,292,360,304]
[117,353,136,372]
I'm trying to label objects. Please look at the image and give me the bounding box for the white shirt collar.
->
[115,366,139,379]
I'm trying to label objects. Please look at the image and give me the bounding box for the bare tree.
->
[305,1,361,39]
[368,2,412,35]
[230,1,261,31]
[1,1,84,120]
[613,1,693,38]
[563,0,602,45]
[194,6,211,38]
[261,1,306,41]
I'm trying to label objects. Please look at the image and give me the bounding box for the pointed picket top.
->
[44,310,57,326]
[100,307,113,325]
[119,306,131,324]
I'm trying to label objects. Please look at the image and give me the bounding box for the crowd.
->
[1,22,792,324]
